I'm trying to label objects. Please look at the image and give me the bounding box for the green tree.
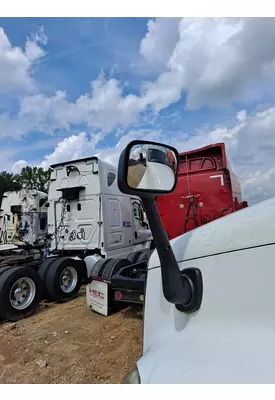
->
[19,166,51,192]
[0,171,21,198]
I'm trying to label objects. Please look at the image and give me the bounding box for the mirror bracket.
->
[175,268,203,314]
[141,197,192,305]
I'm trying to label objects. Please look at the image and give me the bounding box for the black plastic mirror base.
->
[175,268,203,314]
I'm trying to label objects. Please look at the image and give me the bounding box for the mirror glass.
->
[127,143,177,191]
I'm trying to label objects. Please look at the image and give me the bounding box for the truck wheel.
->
[136,249,153,263]
[0,266,42,322]
[38,257,61,298]
[89,258,112,278]
[38,257,60,282]
[45,258,84,302]
[0,266,17,278]
[127,251,143,264]
[102,258,131,281]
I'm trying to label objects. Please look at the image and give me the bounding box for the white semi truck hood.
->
[139,196,275,383]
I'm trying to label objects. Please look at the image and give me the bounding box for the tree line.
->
[0,166,51,198]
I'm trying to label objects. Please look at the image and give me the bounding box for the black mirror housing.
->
[118,140,179,197]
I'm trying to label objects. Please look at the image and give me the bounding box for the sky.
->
[1,17,275,205]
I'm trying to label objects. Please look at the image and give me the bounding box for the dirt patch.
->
[0,288,143,384]
[127,164,146,188]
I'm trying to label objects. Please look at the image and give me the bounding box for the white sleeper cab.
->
[39,155,153,313]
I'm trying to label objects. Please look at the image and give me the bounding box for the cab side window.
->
[132,201,147,227]
[107,172,116,187]
[133,202,141,221]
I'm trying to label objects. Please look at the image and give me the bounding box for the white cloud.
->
[0,26,47,93]
[141,18,275,111]
[236,110,247,122]
[37,128,163,170]
[139,18,181,66]
[243,168,275,204]
[40,132,101,169]
[75,74,142,131]
[1,74,142,139]
[4,18,275,141]
[29,26,48,46]
[18,91,75,135]
[11,160,28,174]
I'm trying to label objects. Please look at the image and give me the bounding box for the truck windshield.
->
[147,149,169,166]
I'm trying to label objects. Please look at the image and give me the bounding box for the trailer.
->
[156,142,248,240]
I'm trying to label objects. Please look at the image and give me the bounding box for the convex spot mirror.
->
[119,140,179,195]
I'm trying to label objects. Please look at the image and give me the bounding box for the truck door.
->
[130,198,152,245]
[102,195,126,250]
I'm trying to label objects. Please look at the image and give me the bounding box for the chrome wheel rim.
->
[9,277,36,310]
[60,267,78,293]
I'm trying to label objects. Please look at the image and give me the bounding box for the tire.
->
[0,266,42,322]
[102,258,131,281]
[136,249,153,264]
[45,258,84,302]
[38,257,61,298]
[0,266,17,278]
[38,257,60,280]
[89,258,111,278]
[127,251,143,264]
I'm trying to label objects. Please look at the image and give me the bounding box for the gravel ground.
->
[0,288,143,384]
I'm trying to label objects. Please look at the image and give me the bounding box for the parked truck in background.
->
[0,156,153,322]
[0,189,48,246]
[156,142,248,240]
[40,155,153,316]
[0,189,49,322]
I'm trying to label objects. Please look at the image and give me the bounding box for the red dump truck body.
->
[156,143,248,240]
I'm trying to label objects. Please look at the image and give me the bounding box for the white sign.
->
[86,280,109,316]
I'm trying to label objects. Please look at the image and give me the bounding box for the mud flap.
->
[86,279,109,316]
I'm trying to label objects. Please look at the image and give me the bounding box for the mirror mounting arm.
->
[142,197,192,305]
[118,140,192,306]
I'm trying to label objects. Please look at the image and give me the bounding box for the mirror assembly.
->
[118,140,202,308]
